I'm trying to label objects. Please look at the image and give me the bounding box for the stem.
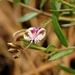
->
[8,0,52,17]
[21,38,75,52]
[46,50,58,57]
[62,23,75,27]
[60,12,75,15]
[50,9,73,12]
[15,41,33,58]
[46,47,75,58]
[31,46,75,53]
[23,41,33,51]
[21,39,46,51]
[30,44,46,51]
[58,46,75,51]
[44,19,52,27]
[59,0,75,9]
[8,0,75,22]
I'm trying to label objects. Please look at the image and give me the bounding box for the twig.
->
[8,0,75,22]
[59,0,75,9]
[58,46,75,51]
[23,41,33,51]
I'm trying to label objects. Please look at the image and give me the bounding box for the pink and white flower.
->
[24,27,46,43]
[7,27,46,58]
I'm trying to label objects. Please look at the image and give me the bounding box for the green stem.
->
[21,39,46,51]
[46,50,58,57]
[59,0,75,9]
[30,44,46,51]
[44,19,52,27]
[21,39,75,53]
[46,47,75,58]
[58,47,75,51]
[62,23,75,27]
[60,12,75,15]
[50,9,73,12]
[59,17,75,22]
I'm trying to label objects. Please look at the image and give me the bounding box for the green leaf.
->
[49,49,73,60]
[17,12,39,22]
[0,0,2,2]
[40,0,46,9]
[52,15,68,47]
[51,0,61,10]
[70,0,75,4]
[69,10,73,16]
[13,0,20,3]
[62,23,75,27]
[57,64,75,74]
[55,1,61,10]
[46,45,56,53]
[50,1,59,18]
[24,0,30,4]
[69,0,74,16]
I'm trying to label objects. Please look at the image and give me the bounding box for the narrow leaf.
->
[46,45,56,53]
[24,0,30,4]
[50,1,59,18]
[50,0,61,10]
[49,49,73,60]
[13,0,20,3]
[70,0,75,4]
[17,12,39,22]
[62,23,75,27]
[40,0,46,9]
[69,0,74,16]
[57,64,75,74]
[0,0,2,1]
[55,1,61,10]
[52,15,68,47]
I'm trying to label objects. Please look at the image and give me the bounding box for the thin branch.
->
[45,47,75,58]
[60,0,75,9]
[23,41,33,51]
[8,0,75,22]
[58,46,75,51]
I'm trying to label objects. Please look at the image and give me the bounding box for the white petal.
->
[37,28,46,35]
[34,33,46,43]
[23,27,35,41]
[28,31,34,40]
[23,34,30,41]
[26,27,35,32]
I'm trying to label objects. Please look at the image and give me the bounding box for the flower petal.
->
[37,28,46,35]
[35,33,46,43]
[24,27,34,41]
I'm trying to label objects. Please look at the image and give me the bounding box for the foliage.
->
[4,0,75,74]
[57,64,75,74]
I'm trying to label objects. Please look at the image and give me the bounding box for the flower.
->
[24,27,46,43]
[7,27,46,58]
